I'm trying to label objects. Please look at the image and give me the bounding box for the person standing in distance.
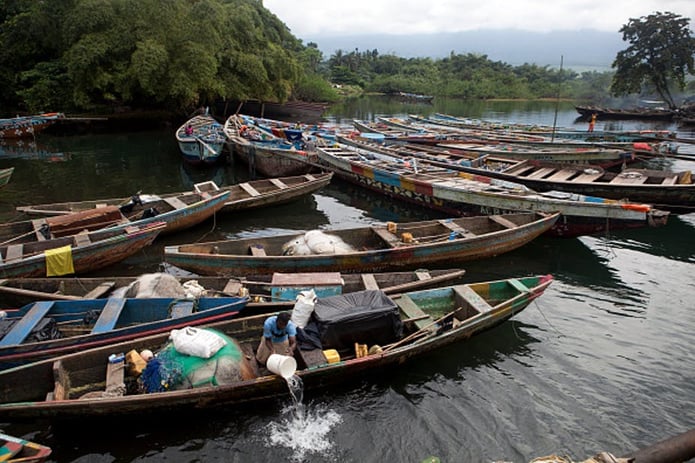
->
[588,113,597,132]
[255,312,297,366]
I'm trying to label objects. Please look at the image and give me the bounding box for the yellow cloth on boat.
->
[44,244,75,276]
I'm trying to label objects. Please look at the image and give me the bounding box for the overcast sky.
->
[263,1,694,37]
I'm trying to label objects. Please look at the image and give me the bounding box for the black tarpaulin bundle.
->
[300,290,403,354]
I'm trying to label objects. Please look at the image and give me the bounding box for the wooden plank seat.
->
[361,273,379,290]
[438,219,476,238]
[169,300,195,318]
[525,167,556,179]
[572,171,604,183]
[249,244,266,256]
[73,233,91,247]
[239,182,261,197]
[269,178,288,189]
[304,174,316,181]
[454,285,493,314]
[32,218,49,241]
[5,244,23,262]
[83,281,116,299]
[223,279,244,296]
[508,278,530,293]
[489,215,517,229]
[48,360,69,401]
[91,298,126,334]
[545,169,578,182]
[163,196,188,210]
[394,294,434,330]
[610,172,648,184]
[661,176,679,185]
[372,227,401,247]
[0,301,54,346]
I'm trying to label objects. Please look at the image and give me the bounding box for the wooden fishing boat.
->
[0,274,553,421]
[315,144,669,237]
[224,114,321,176]
[234,100,329,119]
[456,160,695,214]
[412,113,679,143]
[0,221,166,278]
[0,269,467,307]
[575,104,674,121]
[0,295,248,369]
[0,432,52,462]
[0,167,14,188]
[176,113,227,165]
[192,172,333,213]
[164,212,558,276]
[9,189,230,238]
[0,112,64,139]
[15,173,331,220]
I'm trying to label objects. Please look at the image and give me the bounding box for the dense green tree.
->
[611,11,695,109]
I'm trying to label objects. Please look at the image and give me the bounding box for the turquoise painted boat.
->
[164,212,559,276]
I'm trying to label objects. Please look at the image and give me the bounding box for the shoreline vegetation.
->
[1,3,691,118]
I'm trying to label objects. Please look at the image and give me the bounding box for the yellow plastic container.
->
[126,349,147,376]
[323,349,341,364]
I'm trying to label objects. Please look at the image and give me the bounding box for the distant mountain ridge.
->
[305,29,624,70]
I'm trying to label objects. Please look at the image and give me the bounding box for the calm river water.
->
[0,98,694,462]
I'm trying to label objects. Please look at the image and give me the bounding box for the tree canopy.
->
[611,11,695,109]
[0,0,309,114]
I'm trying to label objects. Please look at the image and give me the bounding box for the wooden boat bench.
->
[572,170,604,183]
[269,178,288,189]
[525,167,556,179]
[239,182,261,197]
[489,215,517,229]
[163,196,188,210]
[610,172,648,184]
[372,227,401,247]
[303,174,316,181]
[545,169,578,182]
[393,294,434,330]
[0,301,54,346]
[249,244,267,256]
[453,285,493,314]
[83,281,116,299]
[169,300,195,318]
[73,232,91,247]
[91,298,126,333]
[438,219,476,238]
[5,244,23,262]
[361,273,380,290]
[32,218,49,241]
[508,278,530,293]
[47,360,69,401]
[661,175,679,185]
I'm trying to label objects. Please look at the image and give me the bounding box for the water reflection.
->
[0,138,70,162]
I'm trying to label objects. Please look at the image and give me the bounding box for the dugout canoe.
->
[163,212,559,276]
[0,274,552,421]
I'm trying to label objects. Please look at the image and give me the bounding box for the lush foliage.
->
[0,0,317,113]
[1,2,691,114]
[611,12,695,109]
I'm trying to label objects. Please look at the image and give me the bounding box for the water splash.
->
[268,402,342,462]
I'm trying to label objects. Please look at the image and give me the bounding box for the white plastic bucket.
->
[266,354,297,378]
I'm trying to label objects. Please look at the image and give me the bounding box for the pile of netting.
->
[139,329,255,393]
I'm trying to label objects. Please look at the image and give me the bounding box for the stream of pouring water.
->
[267,375,343,461]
